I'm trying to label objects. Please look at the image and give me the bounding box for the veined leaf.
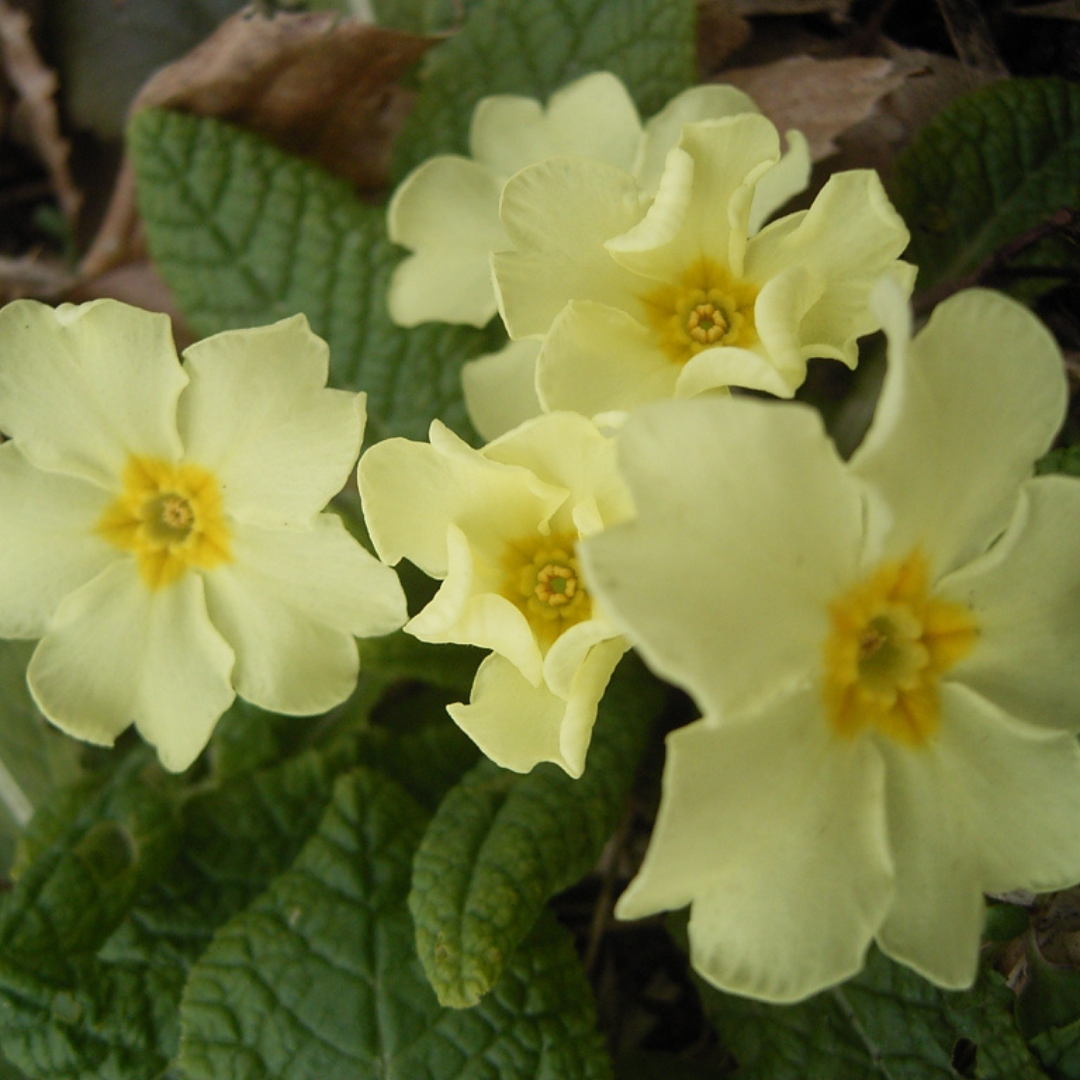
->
[391,0,697,178]
[178,768,611,1080]
[129,108,503,444]
[892,77,1080,294]
[410,654,665,1007]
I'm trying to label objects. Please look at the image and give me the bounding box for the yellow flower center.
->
[822,549,978,746]
[97,456,231,589]
[502,531,591,646]
[641,256,758,365]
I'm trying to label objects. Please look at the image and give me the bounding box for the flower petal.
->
[483,410,630,529]
[447,653,570,774]
[202,514,404,715]
[676,343,802,399]
[387,156,507,328]
[462,339,543,442]
[616,690,892,1003]
[747,130,812,235]
[941,476,1080,731]
[405,523,543,682]
[27,562,235,772]
[536,301,681,416]
[635,84,759,195]
[851,285,1067,577]
[0,443,115,638]
[494,158,650,339]
[358,422,565,576]
[471,71,641,178]
[581,397,864,718]
[0,299,185,486]
[877,683,1080,988]
[609,115,781,279]
[177,315,363,528]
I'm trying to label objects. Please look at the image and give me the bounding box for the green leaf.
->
[410,654,665,1007]
[702,948,1046,1080]
[391,0,697,178]
[892,77,1080,294]
[362,631,483,696]
[0,641,82,876]
[1037,444,1080,478]
[1032,1016,1080,1078]
[178,768,611,1080]
[0,752,184,1080]
[128,107,505,443]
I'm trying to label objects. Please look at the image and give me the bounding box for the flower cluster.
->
[2,69,1078,1009]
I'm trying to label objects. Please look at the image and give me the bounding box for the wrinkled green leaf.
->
[0,752,184,1080]
[362,632,483,696]
[892,77,1080,293]
[129,108,504,443]
[391,0,697,178]
[702,948,1046,1080]
[1033,1016,1080,1078]
[178,768,610,1080]
[410,654,665,1007]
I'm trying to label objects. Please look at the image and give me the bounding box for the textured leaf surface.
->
[410,655,664,1007]
[703,948,1046,1080]
[129,108,503,443]
[178,768,610,1080]
[892,77,1080,292]
[391,0,697,178]
[0,753,184,1080]
[1033,1017,1080,1078]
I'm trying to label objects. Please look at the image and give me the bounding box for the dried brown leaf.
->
[1009,0,1080,18]
[697,0,751,77]
[0,251,74,304]
[722,54,904,160]
[131,8,436,191]
[0,0,81,223]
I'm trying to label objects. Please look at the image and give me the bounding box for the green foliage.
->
[391,0,697,178]
[410,655,664,1007]
[702,948,1046,1080]
[1033,1017,1080,1078]
[1037,444,1080,478]
[0,641,82,875]
[178,768,611,1080]
[128,108,503,444]
[0,752,185,1080]
[892,77,1080,294]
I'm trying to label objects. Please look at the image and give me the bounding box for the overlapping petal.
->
[201,515,405,715]
[387,156,507,327]
[940,477,1080,732]
[178,315,364,527]
[877,684,1080,988]
[582,398,864,719]
[0,443,115,638]
[462,339,543,442]
[852,284,1066,577]
[27,562,235,772]
[616,690,893,1003]
[0,299,185,486]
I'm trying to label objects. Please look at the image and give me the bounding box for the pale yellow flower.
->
[580,283,1080,1002]
[0,300,407,771]
[492,116,914,421]
[388,71,810,333]
[358,412,630,776]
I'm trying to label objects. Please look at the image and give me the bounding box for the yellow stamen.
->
[822,549,978,746]
[640,256,758,364]
[97,456,231,589]
[502,531,591,645]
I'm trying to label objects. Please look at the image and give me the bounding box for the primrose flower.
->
[387,70,810,332]
[580,283,1080,1002]
[359,412,630,777]
[491,115,914,420]
[0,300,407,772]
